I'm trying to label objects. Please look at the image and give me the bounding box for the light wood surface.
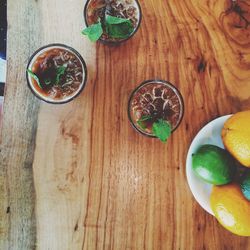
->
[1,0,250,249]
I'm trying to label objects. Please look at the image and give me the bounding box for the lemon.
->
[222,110,250,167]
[192,145,236,185]
[210,183,250,236]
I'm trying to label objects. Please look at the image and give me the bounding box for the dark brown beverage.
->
[26,44,87,104]
[128,80,184,137]
[84,0,141,43]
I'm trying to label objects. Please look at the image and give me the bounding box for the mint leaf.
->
[105,15,134,39]
[55,66,66,84]
[27,69,42,89]
[106,22,134,39]
[44,79,51,85]
[137,115,152,130]
[152,119,172,143]
[82,21,103,42]
[138,120,146,129]
[105,15,130,24]
[138,115,152,122]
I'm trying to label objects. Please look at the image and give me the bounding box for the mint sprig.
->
[82,15,134,42]
[137,115,172,142]
[137,115,152,129]
[105,15,133,39]
[81,21,103,42]
[27,69,42,89]
[152,119,172,143]
[55,66,66,84]
[27,66,67,89]
[105,15,130,24]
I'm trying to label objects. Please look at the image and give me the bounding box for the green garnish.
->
[137,115,152,129]
[137,115,172,142]
[55,66,66,84]
[139,115,152,122]
[105,15,130,25]
[27,69,42,89]
[105,15,133,39]
[82,15,134,42]
[82,21,103,42]
[27,66,67,89]
[44,79,51,85]
[152,119,172,143]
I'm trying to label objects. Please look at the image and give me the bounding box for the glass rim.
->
[26,43,88,104]
[128,79,184,138]
[83,0,142,45]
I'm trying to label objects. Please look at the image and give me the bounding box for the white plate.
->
[186,115,232,215]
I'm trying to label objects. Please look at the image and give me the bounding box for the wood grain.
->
[0,0,250,249]
[0,0,42,249]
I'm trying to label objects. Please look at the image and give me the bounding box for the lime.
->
[240,172,250,201]
[192,144,236,185]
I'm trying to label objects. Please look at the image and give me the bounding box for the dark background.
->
[0,0,7,95]
[0,0,7,59]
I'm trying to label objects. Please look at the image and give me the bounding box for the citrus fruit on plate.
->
[186,115,232,215]
[192,144,236,185]
[211,183,250,236]
[240,171,250,201]
[222,110,250,167]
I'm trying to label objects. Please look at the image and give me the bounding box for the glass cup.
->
[128,79,184,138]
[26,43,87,104]
[84,0,142,44]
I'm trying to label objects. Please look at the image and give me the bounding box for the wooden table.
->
[1,0,250,249]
